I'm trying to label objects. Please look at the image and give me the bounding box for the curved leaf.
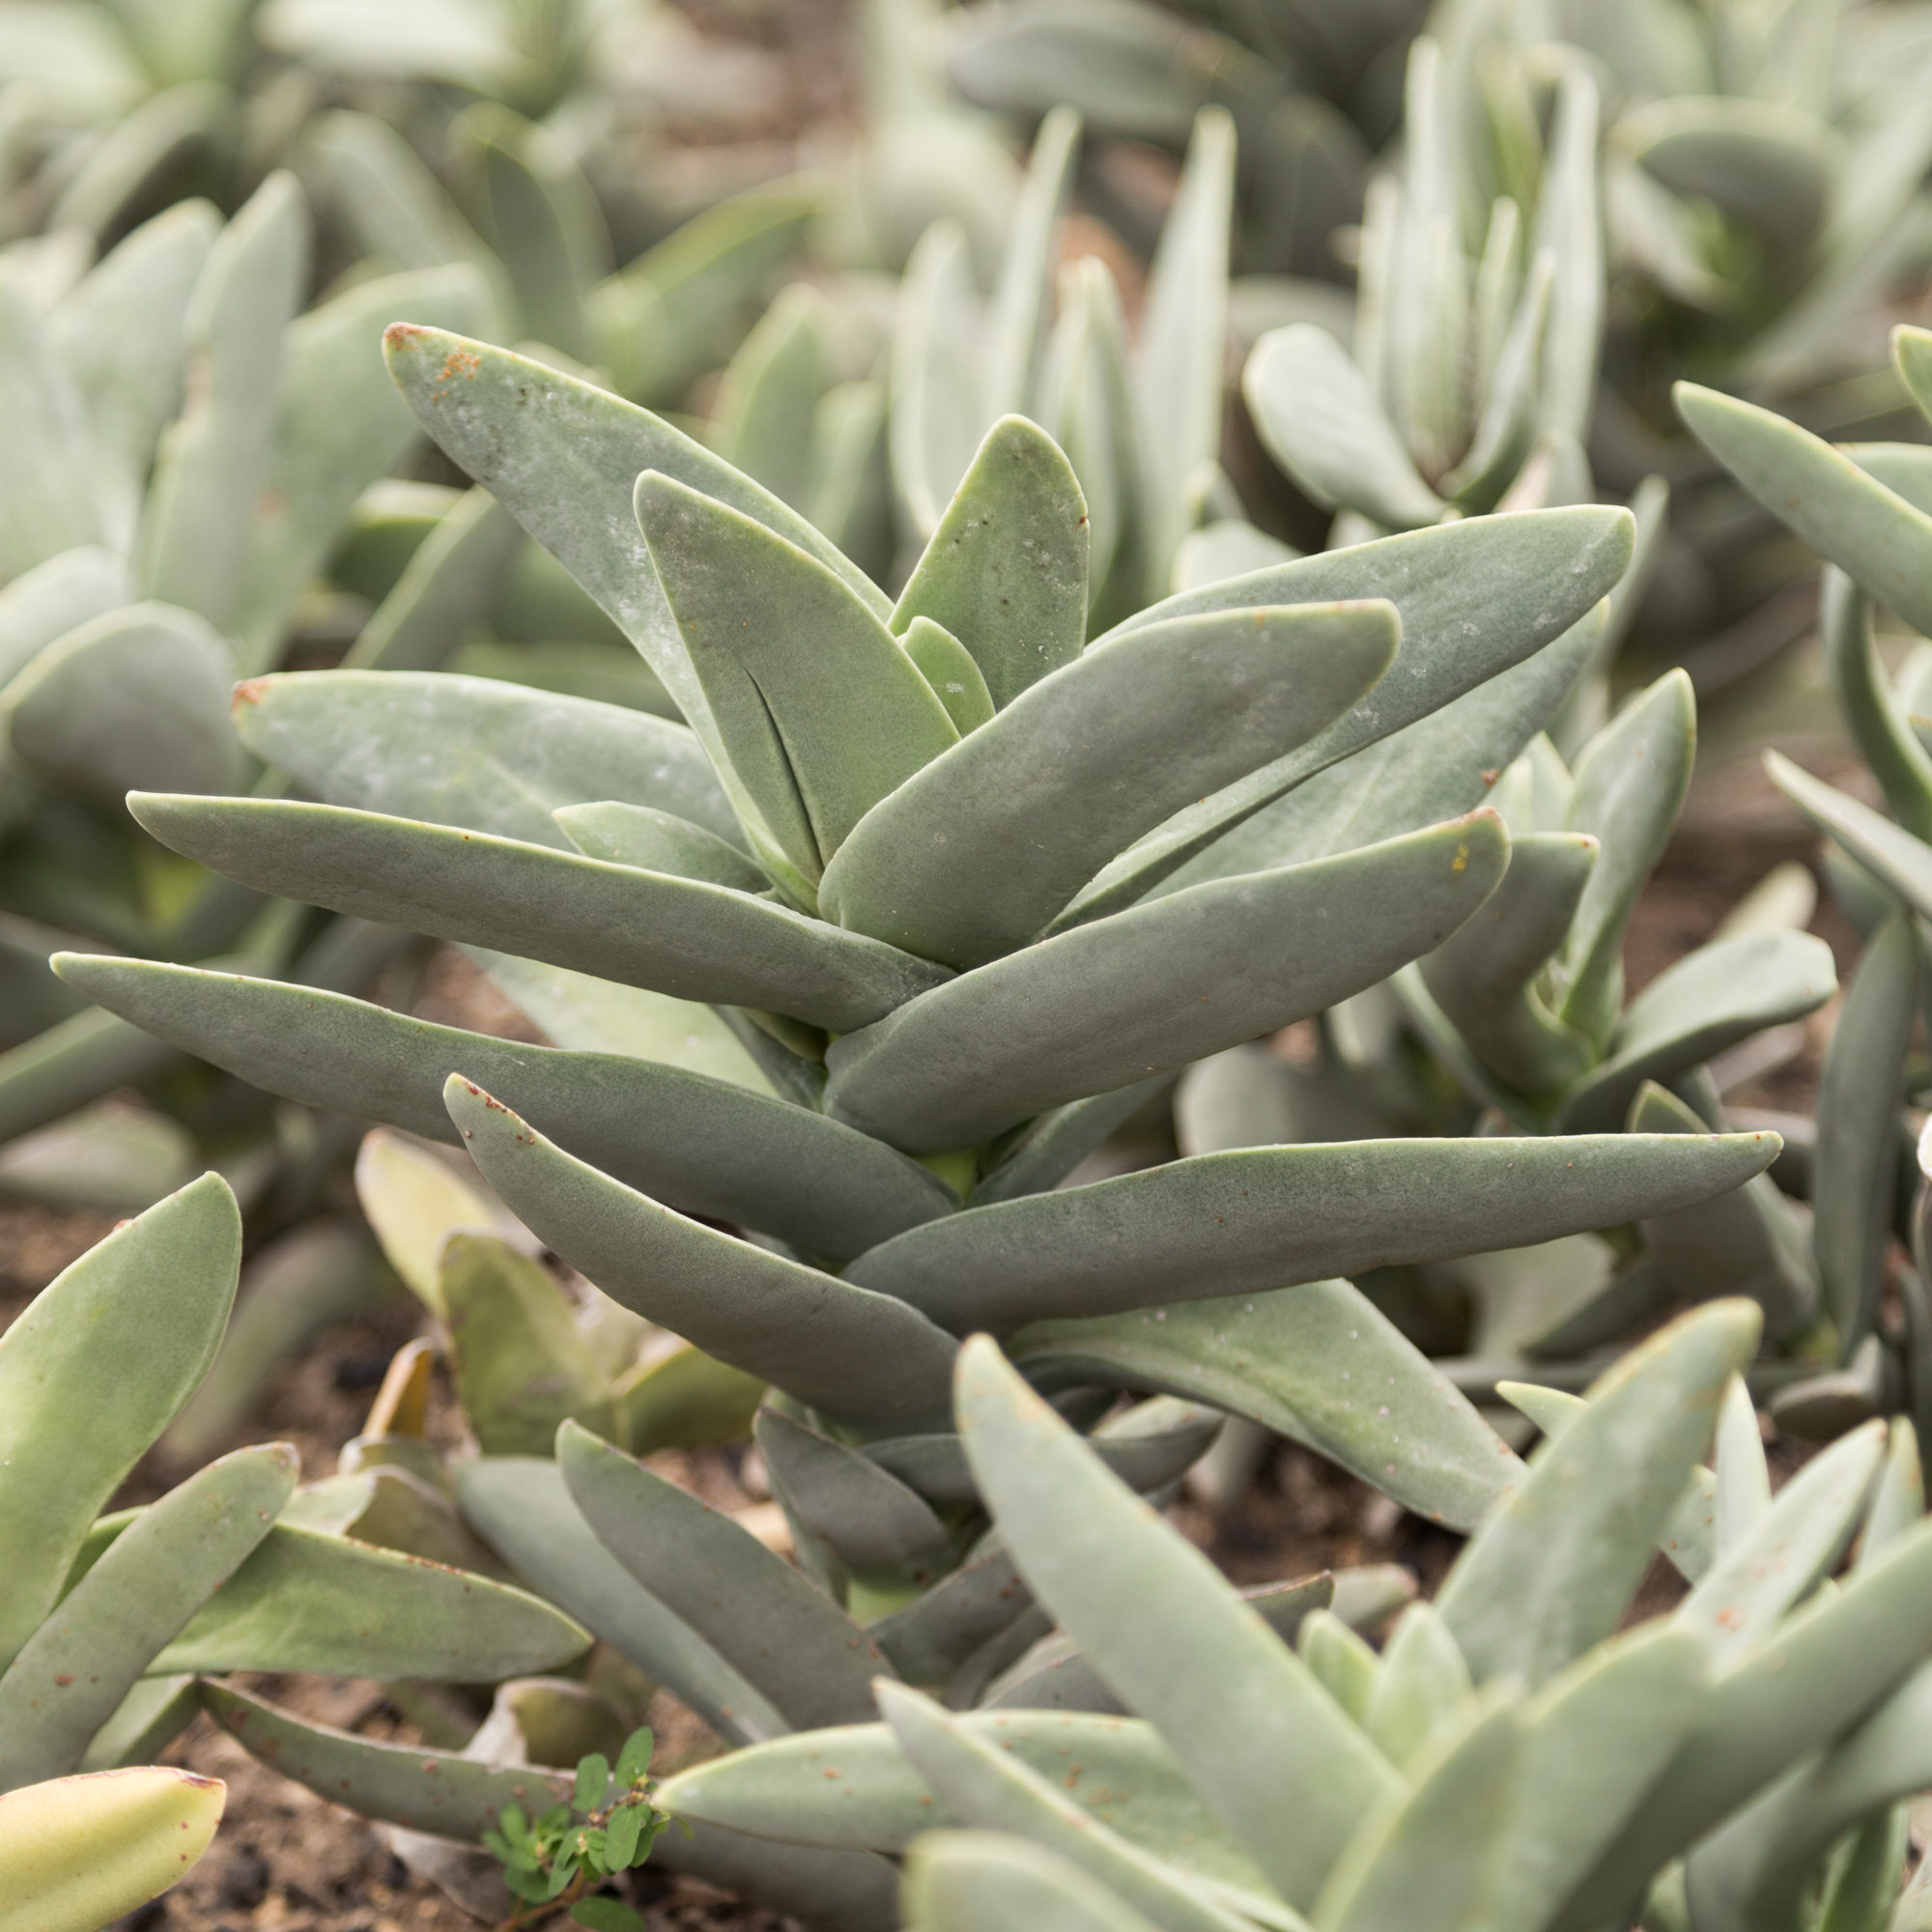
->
[955,1338,1400,1911]
[0,1443,293,1788]
[819,600,1399,966]
[231,668,736,848]
[0,1174,240,1674]
[445,1079,958,1428]
[846,1132,1781,1337]
[458,1457,788,1746]
[1009,1280,1519,1532]
[559,1420,889,1728]
[824,811,1511,1151]
[125,794,949,1032]
[52,957,952,1263]
[891,415,1091,710]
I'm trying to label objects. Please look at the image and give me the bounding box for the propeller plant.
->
[38,312,1799,1919]
[660,1305,1932,1932]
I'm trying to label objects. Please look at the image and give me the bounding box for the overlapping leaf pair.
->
[662,1305,1932,1932]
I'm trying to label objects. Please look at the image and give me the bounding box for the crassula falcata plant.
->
[661,1306,1932,1932]
[32,310,1798,1918]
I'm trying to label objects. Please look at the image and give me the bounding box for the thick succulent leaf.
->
[1675,1420,1885,1668]
[1486,1626,1709,1932]
[891,415,1091,712]
[1687,1657,1932,1932]
[901,618,996,735]
[1819,569,1932,842]
[1418,831,1597,1099]
[79,1674,201,1774]
[1244,326,1447,530]
[638,470,958,870]
[713,285,834,511]
[657,1709,1265,1892]
[469,947,771,1094]
[1059,508,1634,921]
[1499,1382,1719,1583]
[150,1520,586,1679]
[1298,1611,1378,1723]
[381,327,887,851]
[983,1577,1335,1718]
[818,600,1400,966]
[554,802,767,890]
[755,1409,951,1584]
[0,548,128,691]
[0,286,105,586]
[558,1420,889,1728]
[1442,252,1554,509]
[824,811,1510,1151]
[1363,1605,1472,1769]
[879,1682,1258,1932]
[457,1457,788,1746]
[0,1764,225,1931]
[1556,1513,1932,1932]
[905,1832,1164,1932]
[1312,1690,1522,1932]
[1815,913,1919,1350]
[446,1079,958,1425]
[1767,753,1932,919]
[1631,96,1832,262]
[49,202,214,550]
[620,1342,766,1456]
[52,958,952,1264]
[125,795,949,1032]
[205,1679,568,1836]
[954,1338,1401,1910]
[137,172,306,634]
[849,1131,1780,1337]
[1435,1301,1761,1690]
[970,1075,1177,1205]
[1009,1280,1518,1531]
[0,1008,189,1153]
[890,218,989,546]
[984,107,1081,421]
[1165,602,1605,893]
[1134,108,1236,600]
[1631,1085,1816,1344]
[1547,671,1694,1042]
[0,1175,239,1675]
[0,1443,293,1788]
[450,102,605,362]
[1677,384,1932,637]
[231,668,737,849]
[1553,931,1838,1133]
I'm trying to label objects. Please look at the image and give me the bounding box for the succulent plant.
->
[943,0,1428,280]
[0,1171,587,1817]
[1665,322,1932,1444]
[0,1765,225,1931]
[1242,34,1605,540]
[0,172,490,1264]
[1171,652,1840,1413]
[720,100,1252,618]
[37,317,1796,1921]
[653,1304,1932,1932]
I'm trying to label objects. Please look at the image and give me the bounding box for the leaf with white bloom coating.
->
[819,600,1399,966]
[125,794,949,1033]
[446,1079,958,1427]
[846,1132,1780,1337]
[824,812,1511,1150]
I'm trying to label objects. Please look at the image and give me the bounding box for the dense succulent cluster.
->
[656,1301,1932,1932]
